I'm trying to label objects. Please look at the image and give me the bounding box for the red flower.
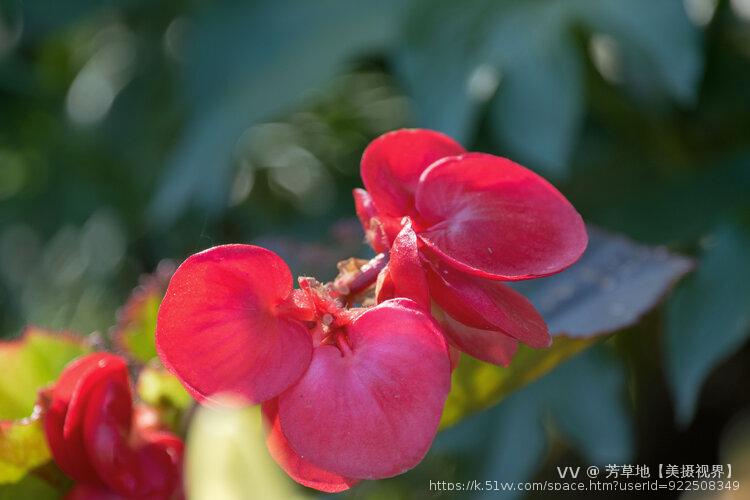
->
[152,129,586,491]
[156,245,452,492]
[356,129,588,365]
[43,353,184,500]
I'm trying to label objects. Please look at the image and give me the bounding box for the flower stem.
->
[333,252,388,299]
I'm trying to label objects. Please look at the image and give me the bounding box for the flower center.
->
[297,277,358,354]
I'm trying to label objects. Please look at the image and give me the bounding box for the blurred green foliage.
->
[2,0,750,498]
[0,328,89,485]
[0,328,89,421]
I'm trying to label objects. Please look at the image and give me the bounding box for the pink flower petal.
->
[439,312,518,366]
[262,399,357,493]
[427,261,550,349]
[361,129,465,220]
[156,245,313,404]
[415,153,587,280]
[388,221,430,309]
[277,299,451,479]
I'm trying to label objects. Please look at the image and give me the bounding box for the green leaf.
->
[453,347,633,499]
[0,328,90,421]
[0,473,59,500]
[397,0,702,177]
[580,156,750,245]
[513,227,693,337]
[0,417,50,484]
[17,0,147,42]
[150,0,410,225]
[473,391,546,498]
[442,336,593,428]
[491,32,583,177]
[186,403,303,500]
[395,0,496,143]
[112,263,174,363]
[578,0,703,104]
[442,228,692,428]
[113,293,160,363]
[0,327,89,485]
[544,347,634,463]
[136,363,193,434]
[486,1,583,177]
[666,223,750,424]
[136,364,192,411]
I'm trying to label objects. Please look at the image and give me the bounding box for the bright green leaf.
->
[0,328,90,421]
[112,268,173,364]
[114,292,161,363]
[0,417,50,484]
[186,403,303,500]
[137,364,192,411]
[136,363,193,434]
[666,223,750,424]
[0,327,89,485]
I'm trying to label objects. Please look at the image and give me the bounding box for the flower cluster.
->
[43,353,184,499]
[156,246,451,492]
[155,128,586,492]
[355,129,587,364]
